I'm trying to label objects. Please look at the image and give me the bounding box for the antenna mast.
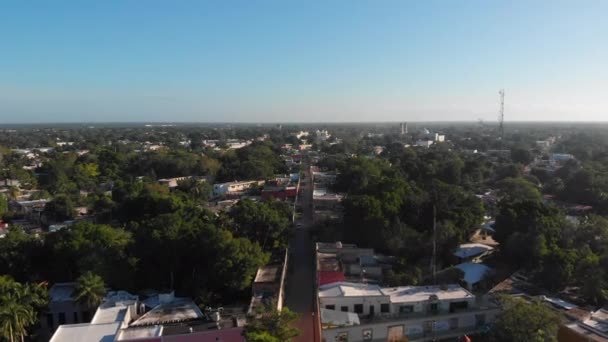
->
[499,89,505,144]
[431,204,437,284]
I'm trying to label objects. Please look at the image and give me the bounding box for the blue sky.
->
[1,0,607,123]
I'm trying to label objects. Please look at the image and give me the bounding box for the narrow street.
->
[284,161,319,342]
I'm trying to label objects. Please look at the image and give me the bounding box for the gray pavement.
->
[284,163,318,342]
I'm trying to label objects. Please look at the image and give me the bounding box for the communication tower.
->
[499,89,505,142]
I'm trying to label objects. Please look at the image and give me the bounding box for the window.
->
[58,312,66,325]
[73,312,78,323]
[430,303,438,314]
[399,305,413,313]
[82,311,90,322]
[369,305,375,316]
[354,304,363,314]
[449,317,459,330]
[341,306,348,312]
[475,314,486,327]
[381,303,390,313]
[423,320,434,333]
[325,305,335,310]
[449,301,469,312]
[46,314,54,328]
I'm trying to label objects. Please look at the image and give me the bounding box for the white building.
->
[315,130,331,142]
[550,153,575,162]
[319,282,499,342]
[319,282,388,316]
[295,131,309,139]
[47,289,139,340]
[213,180,264,197]
[563,308,608,340]
[158,176,200,188]
[415,140,434,148]
[225,140,252,149]
[535,140,551,150]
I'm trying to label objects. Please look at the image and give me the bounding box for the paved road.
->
[284,163,319,342]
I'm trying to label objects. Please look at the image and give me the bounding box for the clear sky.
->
[1,0,608,123]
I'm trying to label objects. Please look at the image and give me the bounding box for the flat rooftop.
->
[49,283,76,302]
[580,309,608,336]
[130,298,203,327]
[564,322,608,342]
[115,326,162,341]
[254,265,281,283]
[319,282,383,298]
[92,291,138,324]
[316,242,358,250]
[453,243,493,259]
[381,285,474,304]
[91,306,129,325]
[50,322,121,342]
[317,252,341,272]
[456,262,492,285]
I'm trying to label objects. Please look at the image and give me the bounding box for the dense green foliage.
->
[43,194,76,223]
[244,306,300,342]
[331,153,484,280]
[0,131,294,305]
[3,201,275,301]
[4,123,608,338]
[0,276,48,342]
[73,272,107,309]
[217,141,286,181]
[490,295,562,342]
[495,196,608,302]
[224,199,292,252]
[0,195,7,216]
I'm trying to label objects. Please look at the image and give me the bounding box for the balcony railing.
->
[365,325,492,342]
[358,305,499,324]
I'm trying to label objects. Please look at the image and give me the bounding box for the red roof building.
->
[318,271,346,286]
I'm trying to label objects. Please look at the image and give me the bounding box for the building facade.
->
[318,282,499,342]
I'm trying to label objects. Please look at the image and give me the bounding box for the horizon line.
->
[3,120,608,126]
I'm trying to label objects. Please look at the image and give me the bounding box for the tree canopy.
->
[490,295,562,342]
[244,306,300,342]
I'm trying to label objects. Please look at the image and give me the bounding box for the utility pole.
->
[431,204,437,285]
[498,89,505,147]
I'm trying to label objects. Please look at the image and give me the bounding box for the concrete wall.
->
[41,300,89,331]
[320,296,391,316]
[321,296,476,318]
[322,309,499,342]
[277,248,289,311]
[346,264,383,278]
[213,181,263,196]
[390,297,476,315]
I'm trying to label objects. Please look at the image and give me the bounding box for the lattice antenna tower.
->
[499,89,505,143]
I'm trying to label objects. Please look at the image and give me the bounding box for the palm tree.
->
[0,278,45,342]
[73,272,107,310]
[0,293,35,342]
[15,283,48,313]
[7,186,19,201]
